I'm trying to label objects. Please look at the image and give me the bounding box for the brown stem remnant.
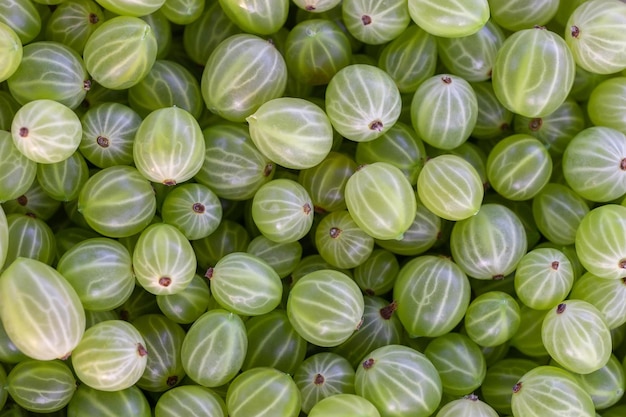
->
[356,316,364,330]
[205,267,214,280]
[369,120,383,132]
[379,301,398,320]
[193,203,205,213]
[96,136,109,148]
[529,118,543,131]
[137,343,148,357]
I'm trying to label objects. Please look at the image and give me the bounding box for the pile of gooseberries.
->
[2,0,626,416]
